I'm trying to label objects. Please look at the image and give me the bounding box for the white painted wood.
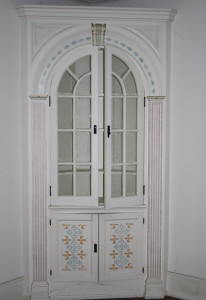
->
[50,278,145,299]
[31,282,49,300]
[17,6,176,299]
[49,213,98,294]
[48,206,146,214]
[16,6,177,22]
[167,272,206,300]
[49,212,146,299]
[145,279,164,299]
[99,212,146,283]
[0,277,24,300]
[145,97,164,299]
[30,97,48,285]
[104,46,145,208]
[50,46,99,207]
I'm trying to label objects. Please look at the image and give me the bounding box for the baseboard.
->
[0,276,24,300]
[167,271,206,300]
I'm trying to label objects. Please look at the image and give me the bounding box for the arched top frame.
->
[30,25,163,96]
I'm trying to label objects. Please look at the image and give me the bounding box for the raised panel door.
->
[50,213,98,287]
[99,212,146,282]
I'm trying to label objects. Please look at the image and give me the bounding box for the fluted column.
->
[30,95,49,300]
[145,96,165,299]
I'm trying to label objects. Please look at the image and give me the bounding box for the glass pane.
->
[58,132,73,162]
[126,165,137,196]
[58,98,73,129]
[126,98,137,129]
[76,165,91,196]
[76,98,91,129]
[58,165,73,196]
[112,55,128,78]
[126,132,137,163]
[76,132,91,163]
[112,75,123,95]
[111,166,123,197]
[76,75,91,96]
[58,71,76,94]
[70,55,91,79]
[112,132,123,163]
[124,72,137,95]
[112,98,123,129]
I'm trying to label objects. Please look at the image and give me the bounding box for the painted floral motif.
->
[109,223,134,270]
[62,224,87,272]
[39,36,156,95]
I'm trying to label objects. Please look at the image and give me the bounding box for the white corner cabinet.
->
[17,5,176,300]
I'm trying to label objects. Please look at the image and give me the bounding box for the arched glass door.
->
[50,45,144,207]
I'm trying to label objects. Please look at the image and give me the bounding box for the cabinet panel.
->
[50,214,98,283]
[99,212,145,281]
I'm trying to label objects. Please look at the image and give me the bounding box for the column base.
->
[144,278,164,299]
[31,282,50,300]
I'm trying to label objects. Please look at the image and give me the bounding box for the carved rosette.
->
[30,95,48,284]
[146,96,165,298]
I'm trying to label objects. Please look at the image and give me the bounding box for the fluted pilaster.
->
[145,96,165,299]
[30,95,49,299]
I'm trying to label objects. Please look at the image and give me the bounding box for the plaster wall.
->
[0,0,23,284]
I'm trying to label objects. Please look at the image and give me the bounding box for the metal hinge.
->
[49,219,52,226]
[143,185,145,195]
[144,97,146,107]
[50,269,52,276]
[142,267,145,273]
[49,96,51,107]
[49,186,51,197]
[143,218,145,224]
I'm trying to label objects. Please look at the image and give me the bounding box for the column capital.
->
[29,95,48,100]
[147,96,165,101]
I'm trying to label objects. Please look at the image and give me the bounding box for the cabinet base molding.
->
[50,279,145,300]
[167,272,206,300]
[31,282,49,300]
[144,278,164,299]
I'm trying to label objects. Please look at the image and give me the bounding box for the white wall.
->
[0,0,206,297]
[169,0,206,280]
[0,0,23,284]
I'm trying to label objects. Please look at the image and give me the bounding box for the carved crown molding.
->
[16,5,177,22]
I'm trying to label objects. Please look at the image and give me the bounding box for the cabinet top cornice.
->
[16,5,177,22]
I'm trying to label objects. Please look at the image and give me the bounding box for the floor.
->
[97,298,180,300]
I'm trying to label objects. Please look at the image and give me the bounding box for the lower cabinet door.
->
[49,212,146,298]
[50,213,98,286]
[99,212,146,282]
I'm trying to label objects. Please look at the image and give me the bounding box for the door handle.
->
[94,243,98,253]
[94,125,97,134]
[107,125,111,138]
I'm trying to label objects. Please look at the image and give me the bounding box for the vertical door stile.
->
[91,47,99,205]
[92,214,99,281]
[123,80,127,198]
[73,76,76,197]
[104,47,112,208]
